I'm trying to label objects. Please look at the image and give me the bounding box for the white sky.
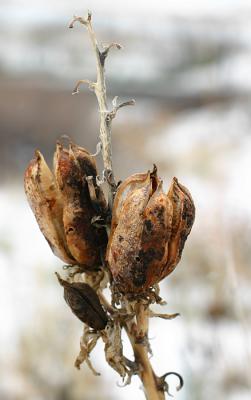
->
[2,0,251,25]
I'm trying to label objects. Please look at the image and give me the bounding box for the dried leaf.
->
[103,321,128,378]
[75,326,100,375]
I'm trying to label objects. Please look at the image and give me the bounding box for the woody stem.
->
[86,19,116,209]
[125,302,165,400]
[69,12,117,209]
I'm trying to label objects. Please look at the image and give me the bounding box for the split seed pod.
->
[106,168,195,294]
[56,273,108,330]
[24,141,107,267]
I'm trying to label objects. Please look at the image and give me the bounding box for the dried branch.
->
[124,301,166,400]
[69,11,134,209]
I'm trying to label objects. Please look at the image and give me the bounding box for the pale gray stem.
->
[69,12,135,209]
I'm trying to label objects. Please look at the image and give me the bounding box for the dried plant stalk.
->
[23,8,195,399]
[70,12,134,209]
[125,303,165,400]
[68,12,179,400]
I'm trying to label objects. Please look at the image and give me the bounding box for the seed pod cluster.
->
[56,272,108,330]
[106,168,195,294]
[24,142,107,268]
[25,140,195,297]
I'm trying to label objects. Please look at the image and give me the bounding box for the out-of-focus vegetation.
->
[0,1,251,399]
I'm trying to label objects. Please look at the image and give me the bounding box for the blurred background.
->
[1,0,251,399]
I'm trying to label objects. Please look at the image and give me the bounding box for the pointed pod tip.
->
[151,164,158,176]
[69,140,78,152]
[55,141,63,154]
[167,177,179,195]
[55,271,66,287]
[68,144,76,160]
[34,149,42,161]
[70,142,92,159]
[153,179,164,195]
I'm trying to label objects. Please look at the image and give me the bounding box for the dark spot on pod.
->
[55,273,108,330]
[131,251,147,287]
[46,198,56,210]
[178,230,188,258]
[76,157,97,178]
[182,198,195,227]
[152,205,166,228]
[144,219,153,232]
[132,267,147,287]
[72,213,107,248]
[132,247,165,288]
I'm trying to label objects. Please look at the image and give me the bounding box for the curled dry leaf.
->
[24,141,107,267]
[56,272,108,330]
[75,326,101,375]
[103,321,128,378]
[106,167,195,294]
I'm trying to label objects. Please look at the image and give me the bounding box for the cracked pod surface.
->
[106,169,195,294]
[24,142,107,267]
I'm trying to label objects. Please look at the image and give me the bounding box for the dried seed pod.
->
[106,168,195,294]
[24,151,75,264]
[54,143,107,266]
[161,177,195,280]
[55,273,108,330]
[24,141,108,267]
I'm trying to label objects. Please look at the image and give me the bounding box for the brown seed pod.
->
[54,143,107,266]
[55,273,108,330]
[24,141,107,267]
[161,177,195,280]
[106,168,195,294]
[24,151,75,264]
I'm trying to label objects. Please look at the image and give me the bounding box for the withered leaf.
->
[56,273,108,330]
